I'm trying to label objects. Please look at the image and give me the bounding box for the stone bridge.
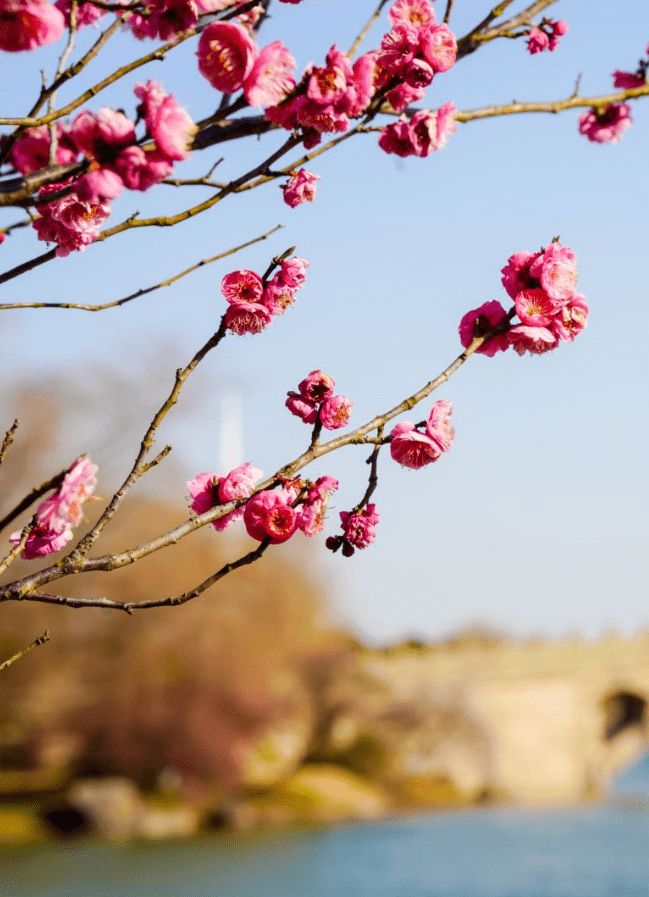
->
[325,633,649,804]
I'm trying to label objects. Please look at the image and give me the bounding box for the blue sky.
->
[1,1,648,644]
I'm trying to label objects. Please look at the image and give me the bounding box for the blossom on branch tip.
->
[327,504,380,556]
[526,19,568,54]
[378,102,456,158]
[276,256,309,289]
[134,80,196,162]
[578,103,632,143]
[282,168,320,208]
[244,40,296,108]
[390,422,441,468]
[298,369,335,404]
[221,269,264,304]
[224,302,272,335]
[426,399,455,453]
[388,0,436,29]
[286,393,318,424]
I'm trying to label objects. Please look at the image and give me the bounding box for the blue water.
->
[3,756,649,897]
[3,802,649,897]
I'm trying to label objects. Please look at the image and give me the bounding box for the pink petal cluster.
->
[286,369,352,430]
[197,22,296,110]
[32,181,111,256]
[296,476,339,537]
[376,5,456,97]
[135,80,196,162]
[378,102,457,158]
[187,462,262,532]
[578,103,632,144]
[222,257,308,335]
[326,504,380,557]
[243,488,298,544]
[462,241,588,358]
[265,45,378,143]
[526,19,567,55]
[126,0,198,41]
[196,0,264,28]
[390,399,454,469]
[0,0,64,51]
[54,0,107,28]
[10,123,78,175]
[612,70,645,89]
[282,168,320,208]
[9,455,98,559]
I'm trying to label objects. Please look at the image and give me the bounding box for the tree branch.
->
[0,631,50,672]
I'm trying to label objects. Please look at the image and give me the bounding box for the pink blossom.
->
[244,40,296,108]
[0,235,4,245]
[134,80,196,162]
[262,279,296,315]
[550,293,589,343]
[224,302,272,335]
[197,21,258,94]
[379,103,456,157]
[0,0,64,51]
[299,369,335,403]
[529,242,578,303]
[243,490,297,544]
[426,399,454,452]
[127,0,198,41]
[54,0,106,27]
[377,23,420,76]
[340,503,380,552]
[70,108,136,159]
[403,57,434,88]
[385,82,425,113]
[297,476,339,537]
[187,463,262,532]
[501,250,540,299]
[526,26,550,54]
[9,455,97,560]
[388,0,436,28]
[507,325,558,356]
[515,287,557,327]
[286,393,319,424]
[221,269,263,304]
[319,395,353,430]
[282,168,320,208]
[113,146,173,191]
[308,44,354,105]
[435,100,457,148]
[349,52,378,115]
[458,300,510,356]
[578,103,632,144]
[378,117,416,157]
[10,124,78,175]
[33,182,111,256]
[419,23,457,73]
[276,256,309,289]
[390,421,441,468]
[613,70,645,89]
[75,167,124,203]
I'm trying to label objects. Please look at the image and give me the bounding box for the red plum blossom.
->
[0,0,64,51]
[244,40,296,108]
[426,399,455,453]
[299,369,335,403]
[282,168,320,208]
[197,21,258,94]
[458,300,510,356]
[286,393,318,424]
[389,0,436,29]
[134,80,196,162]
[390,422,441,468]
[224,302,272,335]
[10,124,77,175]
[221,269,264,304]
[187,462,261,532]
[319,395,353,430]
[33,183,111,256]
[243,490,298,544]
[578,103,632,143]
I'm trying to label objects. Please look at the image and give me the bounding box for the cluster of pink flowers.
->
[389,399,454,469]
[197,21,296,109]
[9,455,97,559]
[578,103,632,144]
[282,168,320,208]
[459,241,588,357]
[526,19,568,55]
[579,45,647,144]
[0,0,64,52]
[188,465,338,544]
[326,503,380,557]
[222,256,308,335]
[243,475,338,543]
[378,101,456,157]
[15,82,195,253]
[286,369,353,430]
[187,462,263,532]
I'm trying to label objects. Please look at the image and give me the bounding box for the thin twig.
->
[348,0,390,58]
[0,224,283,311]
[0,468,67,534]
[443,0,456,25]
[0,515,36,576]
[0,631,50,672]
[0,420,18,467]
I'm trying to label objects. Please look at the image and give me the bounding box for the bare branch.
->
[0,420,19,467]
[349,0,390,58]
[0,224,283,311]
[0,631,50,672]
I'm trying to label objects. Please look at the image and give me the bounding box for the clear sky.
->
[1,1,648,644]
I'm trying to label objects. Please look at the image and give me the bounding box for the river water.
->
[3,758,649,897]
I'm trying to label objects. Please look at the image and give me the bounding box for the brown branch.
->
[443,0,456,24]
[457,0,559,58]
[0,420,19,467]
[0,224,283,311]
[0,631,50,672]
[348,0,391,58]
[0,249,57,287]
